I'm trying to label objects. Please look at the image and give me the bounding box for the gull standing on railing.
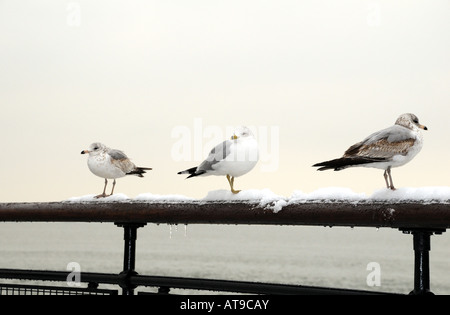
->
[313,113,428,190]
[178,126,259,194]
[81,143,152,198]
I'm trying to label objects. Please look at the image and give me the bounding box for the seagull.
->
[178,126,259,194]
[313,113,428,190]
[81,143,152,198]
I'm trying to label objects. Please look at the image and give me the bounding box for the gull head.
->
[230,126,255,140]
[81,142,106,155]
[395,113,428,131]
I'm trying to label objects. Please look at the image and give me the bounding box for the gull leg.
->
[387,167,396,191]
[231,177,241,194]
[226,175,233,191]
[228,175,241,194]
[95,179,108,198]
[383,170,390,189]
[110,179,117,196]
[226,175,241,194]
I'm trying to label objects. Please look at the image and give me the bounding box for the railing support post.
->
[400,228,445,295]
[115,223,146,295]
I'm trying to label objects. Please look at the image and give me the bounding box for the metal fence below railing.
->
[0,200,449,295]
[0,269,392,295]
[0,283,118,295]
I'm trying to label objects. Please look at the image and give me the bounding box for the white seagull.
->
[178,126,259,194]
[81,143,152,198]
[313,113,428,190]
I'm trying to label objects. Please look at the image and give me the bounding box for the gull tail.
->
[178,167,205,179]
[126,167,152,178]
[313,157,385,171]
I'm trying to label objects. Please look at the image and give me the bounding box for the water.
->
[1,222,450,294]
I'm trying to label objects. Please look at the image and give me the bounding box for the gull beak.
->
[419,124,428,131]
[81,150,89,154]
[231,135,238,140]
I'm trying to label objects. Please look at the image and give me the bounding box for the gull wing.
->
[197,140,232,172]
[108,149,136,173]
[344,125,416,159]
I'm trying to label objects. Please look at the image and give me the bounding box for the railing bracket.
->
[115,223,146,295]
[400,228,446,295]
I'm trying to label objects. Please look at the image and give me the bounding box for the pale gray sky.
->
[0,0,449,201]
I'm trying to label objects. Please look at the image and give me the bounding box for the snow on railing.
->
[1,187,450,228]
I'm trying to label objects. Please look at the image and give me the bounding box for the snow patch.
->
[202,189,281,201]
[135,193,195,202]
[290,187,367,203]
[65,187,450,211]
[265,199,288,213]
[370,187,450,202]
[202,189,288,213]
[65,193,130,202]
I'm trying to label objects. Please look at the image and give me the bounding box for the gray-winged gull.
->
[178,126,259,194]
[81,143,152,198]
[313,113,428,190]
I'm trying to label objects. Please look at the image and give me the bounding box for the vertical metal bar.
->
[123,224,137,274]
[411,230,431,295]
[115,223,146,295]
[401,228,445,295]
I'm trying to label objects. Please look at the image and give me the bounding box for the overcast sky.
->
[0,0,449,202]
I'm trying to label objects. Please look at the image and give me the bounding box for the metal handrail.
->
[0,200,449,228]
